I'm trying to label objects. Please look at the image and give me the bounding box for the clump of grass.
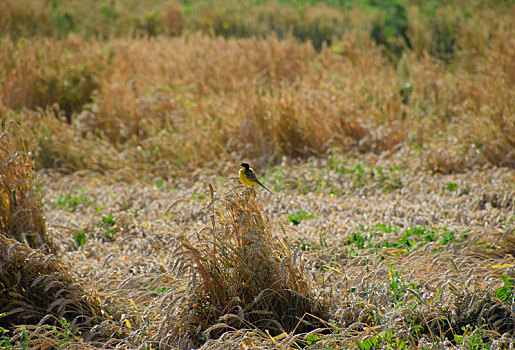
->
[156,185,332,347]
[0,234,128,347]
[0,125,54,252]
[421,288,515,345]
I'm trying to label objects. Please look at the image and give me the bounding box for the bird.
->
[239,163,272,193]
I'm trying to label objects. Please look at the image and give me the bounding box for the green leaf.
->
[495,286,512,301]
[102,213,114,224]
[306,333,320,345]
[74,229,87,247]
[384,330,393,342]
[445,182,457,191]
[356,339,371,350]
[501,274,514,287]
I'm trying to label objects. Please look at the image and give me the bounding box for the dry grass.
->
[0,1,514,348]
[0,2,513,176]
[155,185,332,347]
[0,153,511,348]
[1,11,512,177]
[0,234,129,348]
[0,125,132,348]
[0,123,53,252]
[0,0,371,47]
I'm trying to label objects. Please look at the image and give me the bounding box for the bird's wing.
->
[245,169,260,182]
[248,169,272,193]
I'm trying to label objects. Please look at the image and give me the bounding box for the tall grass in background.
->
[1,0,511,57]
[0,0,513,176]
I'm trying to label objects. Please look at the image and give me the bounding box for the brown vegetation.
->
[0,24,512,177]
[157,186,331,347]
[0,2,513,176]
[0,125,53,252]
[0,0,514,348]
[0,129,130,348]
[0,234,128,347]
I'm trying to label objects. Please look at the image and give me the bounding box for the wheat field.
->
[0,0,514,349]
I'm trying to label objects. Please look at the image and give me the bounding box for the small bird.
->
[239,163,272,193]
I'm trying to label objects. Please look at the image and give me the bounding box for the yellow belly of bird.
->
[239,168,257,186]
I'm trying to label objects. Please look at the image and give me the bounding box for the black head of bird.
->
[240,163,250,170]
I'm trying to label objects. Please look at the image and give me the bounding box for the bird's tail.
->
[258,181,272,193]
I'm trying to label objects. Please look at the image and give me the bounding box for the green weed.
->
[345,224,463,256]
[269,166,284,191]
[102,213,114,224]
[73,228,87,248]
[0,325,13,349]
[370,0,409,58]
[495,274,514,302]
[192,193,206,199]
[116,198,133,211]
[57,191,91,211]
[2,317,85,347]
[51,317,83,346]
[444,182,457,191]
[388,263,422,307]
[145,283,171,295]
[297,237,314,251]
[96,213,116,239]
[327,155,345,173]
[375,166,403,192]
[357,329,406,350]
[454,325,490,350]
[20,325,29,349]
[295,180,312,195]
[296,233,328,252]
[346,163,366,188]
[306,333,320,346]
[288,209,316,225]
[341,163,402,192]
